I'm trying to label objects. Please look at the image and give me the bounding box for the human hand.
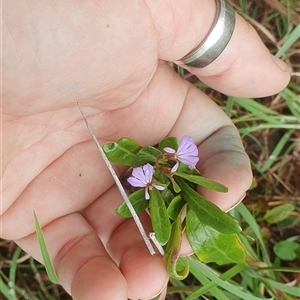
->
[2,0,290,299]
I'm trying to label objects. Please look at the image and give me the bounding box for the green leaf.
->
[103,137,142,166]
[34,212,59,284]
[177,162,201,175]
[158,136,178,152]
[165,209,189,280]
[169,176,181,193]
[273,240,300,261]
[155,171,170,185]
[136,146,162,164]
[160,186,174,204]
[186,210,246,265]
[149,188,171,245]
[167,195,185,220]
[174,172,228,193]
[176,178,241,234]
[116,189,148,218]
[264,203,294,224]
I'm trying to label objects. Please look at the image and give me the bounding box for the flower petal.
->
[178,141,198,156]
[153,184,165,191]
[127,177,147,188]
[176,135,199,168]
[171,162,179,173]
[131,167,145,181]
[178,156,199,168]
[145,188,150,200]
[142,163,154,183]
[177,135,195,152]
[164,147,176,154]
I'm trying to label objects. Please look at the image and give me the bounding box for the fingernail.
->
[225,193,246,212]
[271,56,292,73]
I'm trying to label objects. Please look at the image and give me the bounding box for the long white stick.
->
[77,103,157,255]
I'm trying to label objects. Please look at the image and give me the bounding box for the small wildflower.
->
[127,163,165,200]
[164,135,199,172]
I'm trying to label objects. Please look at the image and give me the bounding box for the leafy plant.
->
[103,135,246,279]
[273,238,300,261]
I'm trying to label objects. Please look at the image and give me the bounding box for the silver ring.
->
[176,0,235,68]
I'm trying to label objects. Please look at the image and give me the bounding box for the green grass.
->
[1,0,299,299]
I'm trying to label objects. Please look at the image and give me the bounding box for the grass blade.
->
[258,129,295,173]
[34,212,59,284]
[0,277,15,300]
[280,88,300,118]
[236,204,272,267]
[232,98,280,117]
[225,96,234,117]
[239,123,298,137]
[7,247,22,299]
[276,24,300,58]
[186,263,244,300]
[262,278,300,297]
[187,256,271,300]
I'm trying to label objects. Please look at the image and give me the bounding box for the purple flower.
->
[127,163,165,200]
[164,135,199,172]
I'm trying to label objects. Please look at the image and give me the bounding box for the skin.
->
[1,0,290,299]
